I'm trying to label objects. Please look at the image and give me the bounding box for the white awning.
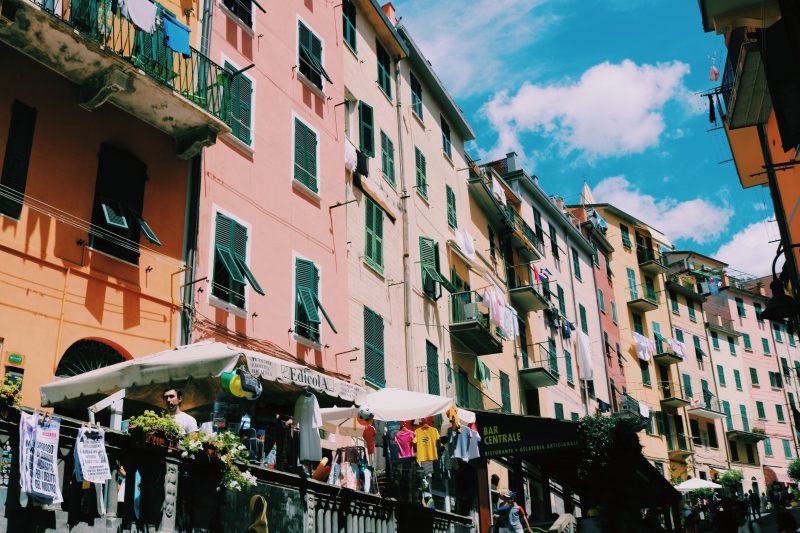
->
[40,341,363,407]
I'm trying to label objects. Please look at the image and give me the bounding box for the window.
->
[414,147,427,198]
[764,437,773,456]
[755,302,764,322]
[627,268,638,300]
[225,62,253,144]
[500,371,511,413]
[756,401,766,420]
[687,300,696,321]
[781,357,790,377]
[723,401,733,430]
[441,115,452,159]
[557,285,566,316]
[364,197,384,271]
[730,440,740,462]
[591,241,599,266]
[549,223,559,260]
[750,368,759,386]
[653,322,664,353]
[212,213,264,308]
[611,301,617,323]
[579,305,588,334]
[295,258,337,343]
[571,412,579,422]
[410,73,423,119]
[376,41,391,98]
[769,371,783,389]
[446,185,457,229]
[745,443,755,464]
[774,322,784,343]
[604,249,612,279]
[358,101,375,157]
[598,289,605,313]
[743,334,752,351]
[604,332,610,358]
[683,373,693,399]
[641,359,651,385]
[790,392,796,408]
[363,307,385,387]
[587,380,595,399]
[222,0,252,27]
[777,404,785,422]
[548,337,559,377]
[734,369,742,390]
[694,335,704,362]
[689,419,701,446]
[633,313,644,335]
[294,118,318,192]
[762,338,771,354]
[488,226,495,261]
[554,402,564,420]
[740,404,750,432]
[791,334,796,347]
[711,331,720,350]
[670,291,679,314]
[707,423,719,448]
[380,131,395,186]
[784,439,793,459]
[533,208,544,250]
[572,248,582,281]
[0,100,36,219]
[426,341,439,395]
[735,297,746,318]
[620,224,632,248]
[728,336,736,355]
[89,144,160,264]
[298,22,331,90]
[717,365,726,386]
[419,237,448,300]
[342,0,356,51]
[616,343,623,369]
[565,350,574,385]
[675,328,684,343]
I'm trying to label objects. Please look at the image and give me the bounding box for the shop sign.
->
[245,354,363,402]
[7,353,24,366]
[476,411,580,459]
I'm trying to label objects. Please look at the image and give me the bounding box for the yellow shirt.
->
[414,426,440,462]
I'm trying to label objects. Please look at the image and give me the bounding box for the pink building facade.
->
[193,0,350,376]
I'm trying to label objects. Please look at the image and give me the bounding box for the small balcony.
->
[699,0,779,35]
[687,394,726,421]
[414,362,502,411]
[665,278,706,304]
[615,393,649,432]
[652,335,683,365]
[504,206,542,261]
[507,264,549,313]
[627,284,659,313]
[449,291,503,356]
[725,417,767,443]
[659,380,691,409]
[723,28,771,130]
[518,343,559,388]
[637,247,669,275]
[0,0,230,158]
[705,314,742,338]
[666,433,693,460]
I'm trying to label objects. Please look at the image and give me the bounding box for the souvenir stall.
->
[319,388,484,516]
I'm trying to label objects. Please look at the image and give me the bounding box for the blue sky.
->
[393,0,781,276]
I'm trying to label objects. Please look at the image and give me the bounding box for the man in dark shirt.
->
[748,490,761,520]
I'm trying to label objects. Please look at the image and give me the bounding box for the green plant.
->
[751,427,766,434]
[180,431,256,491]
[0,376,21,406]
[788,458,800,483]
[719,469,744,492]
[128,410,182,440]
[686,488,715,506]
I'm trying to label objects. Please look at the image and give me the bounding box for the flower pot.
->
[138,430,179,450]
[791,500,798,508]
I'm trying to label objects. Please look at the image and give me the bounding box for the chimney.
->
[505,152,518,173]
[382,2,397,25]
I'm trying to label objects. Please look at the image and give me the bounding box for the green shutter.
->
[426,342,439,395]
[298,22,331,88]
[410,73,423,118]
[554,403,564,420]
[670,291,679,314]
[212,214,264,303]
[784,439,793,458]
[756,401,766,419]
[627,268,638,299]
[364,307,385,387]
[342,0,357,51]
[717,364,726,386]
[549,223,558,258]
[740,405,749,432]
[358,101,375,157]
[419,236,446,298]
[557,286,566,315]
[764,437,773,456]
[776,404,785,422]
[446,185,457,228]
[734,369,742,390]
[598,289,605,312]
[565,350,574,384]
[620,224,631,248]
[722,401,732,431]
[655,412,665,435]
[750,367,759,385]
[415,147,427,198]
[743,334,752,350]
[224,63,251,144]
[548,337,558,376]
[294,119,318,192]
[572,248,581,280]
[380,131,395,185]
[377,42,391,98]
[295,258,336,339]
[682,373,693,399]
[762,338,770,353]
[611,301,617,322]
[640,360,651,385]
[364,196,384,271]
[0,100,37,219]
[579,305,588,334]
[500,372,511,413]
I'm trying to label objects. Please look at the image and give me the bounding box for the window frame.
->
[358,101,375,158]
[342,0,357,52]
[376,40,392,99]
[379,130,395,186]
[414,146,427,199]
[298,20,332,91]
[293,255,337,345]
[446,184,457,229]
[364,306,385,388]
[410,73,423,119]
[210,211,265,312]
[364,196,384,272]
[293,116,319,193]
[0,100,36,220]
[440,115,452,160]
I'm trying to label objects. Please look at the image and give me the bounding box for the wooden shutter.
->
[359,102,374,156]
[0,101,37,219]
[426,342,439,395]
[446,185,456,228]
[627,268,638,299]
[364,307,385,387]
[365,197,383,270]
[415,147,426,197]
[296,258,321,324]
[572,248,581,278]
[579,305,587,333]
[237,74,252,144]
[294,119,318,192]
[682,373,693,399]
[500,372,510,412]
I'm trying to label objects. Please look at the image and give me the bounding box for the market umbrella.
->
[673,478,722,492]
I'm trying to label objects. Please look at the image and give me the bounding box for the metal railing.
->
[506,264,550,296]
[414,363,501,411]
[689,393,723,413]
[504,205,540,250]
[636,246,666,267]
[628,282,659,303]
[522,343,560,378]
[666,432,691,452]
[448,290,507,336]
[29,0,229,121]
[658,380,688,401]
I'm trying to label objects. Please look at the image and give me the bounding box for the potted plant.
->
[180,431,257,491]
[752,427,766,435]
[0,376,21,418]
[128,410,182,450]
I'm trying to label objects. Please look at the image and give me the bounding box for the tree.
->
[788,458,800,483]
[719,470,744,495]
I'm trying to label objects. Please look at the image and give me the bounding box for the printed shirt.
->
[413,426,440,462]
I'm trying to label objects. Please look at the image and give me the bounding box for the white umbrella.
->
[674,478,722,492]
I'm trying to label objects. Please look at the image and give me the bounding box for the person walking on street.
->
[748,490,761,520]
[760,492,768,514]
[494,490,531,533]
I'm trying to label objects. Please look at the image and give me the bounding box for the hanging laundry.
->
[532,263,542,283]
[120,0,157,33]
[362,424,376,455]
[576,331,594,381]
[542,267,553,279]
[562,322,570,340]
[708,94,716,124]
[633,332,652,361]
[709,278,720,295]
[462,229,476,259]
[466,426,481,461]
[491,179,506,205]
[344,138,357,172]
[709,65,720,82]
[668,338,686,358]
[394,426,415,459]
[597,400,611,413]
[162,11,191,57]
[294,391,323,462]
[453,427,470,461]
[639,403,651,418]
[482,286,506,329]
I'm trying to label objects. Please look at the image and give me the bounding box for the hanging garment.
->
[491,179,506,205]
[344,138,357,172]
[120,0,157,33]
[466,428,481,461]
[161,11,191,58]
[708,94,716,124]
[294,392,323,462]
[562,322,571,340]
[453,428,470,461]
[413,426,440,462]
[532,263,542,283]
[633,332,652,361]
[668,338,686,358]
[709,278,719,295]
[362,424,376,455]
[639,403,651,418]
[576,331,594,381]
[710,65,720,82]
[395,428,415,459]
[597,400,611,413]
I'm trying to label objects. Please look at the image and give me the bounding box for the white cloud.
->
[392,0,557,98]
[714,219,782,277]
[753,202,770,211]
[482,60,692,161]
[593,176,733,245]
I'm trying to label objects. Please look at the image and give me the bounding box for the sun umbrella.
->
[673,478,722,492]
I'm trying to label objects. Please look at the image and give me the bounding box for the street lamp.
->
[760,244,800,322]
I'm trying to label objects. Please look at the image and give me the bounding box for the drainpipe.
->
[394,56,415,392]
[179,154,202,346]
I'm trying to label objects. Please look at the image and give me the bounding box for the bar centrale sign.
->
[477,412,580,458]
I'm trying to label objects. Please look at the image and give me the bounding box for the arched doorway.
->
[56,339,127,377]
